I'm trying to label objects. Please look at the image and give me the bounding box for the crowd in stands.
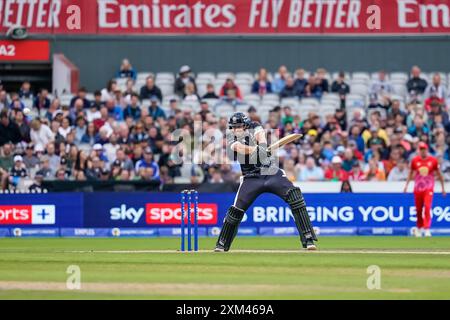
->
[0,60,450,191]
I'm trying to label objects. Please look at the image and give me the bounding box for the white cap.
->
[331,156,342,164]
[14,155,23,162]
[179,65,191,74]
[93,144,103,151]
[403,134,414,143]
[35,144,45,153]
[336,146,345,153]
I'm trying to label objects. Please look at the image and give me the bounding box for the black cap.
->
[101,168,110,175]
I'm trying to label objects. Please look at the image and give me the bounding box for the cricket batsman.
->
[404,142,446,237]
[215,112,318,252]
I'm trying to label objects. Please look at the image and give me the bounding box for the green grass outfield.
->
[1,237,450,300]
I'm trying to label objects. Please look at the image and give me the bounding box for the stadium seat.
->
[281,98,299,109]
[202,99,219,109]
[371,72,389,81]
[235,72,255,83]
[155,72,175,83]
[196,72,215,83]
[137,72,154,81]
[351,84,369,96]
[216,104,235,117]
[332,72,351,81]
[392,84,407,97]
[217,73,234,81]
[352,72,370,84]
[301,98,319,107]
[159,84,175,96]
[390,72,408,83]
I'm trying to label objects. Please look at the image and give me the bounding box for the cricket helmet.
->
[228,112,250,129]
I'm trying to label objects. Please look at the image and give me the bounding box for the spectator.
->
[298,157,324,181]
[272,65,289,93]
[33,89,51,110]
[58,117,72,140]
[304,73,324,99]
[105,98,123,121]
[9,155,28,186]
[101,79,118,102]
[340,180,353,193]
[123,79,138,104]
[91,90,105,110]
[348,162,365,181]
[209,168,224,183]
[19,81,34,99]
[130,121,149,144]
[29,173,45,193]
[115,149,135,173]
[219,77,243,100]
[135,147,160,180]
[148,96,166,120]
[55,168,67,181]
[370,70,393,97]
[81,122,97,145]
[407,66,428,95]
[0,111,22,146]
[74,116,87,144]
[23,144,39,169]
[388,158,409,181]
[70,87,91,109]
[13,110,31,143]
[252,68,272,96]
[279,76,300,99]
[123,93,142,121]
[0,90,10,111]
[424,73,447,100]
[140,76,163,102]
[325,156,348,181]
[247,106,261,123]
[36,156,52,179]
[316,68,330,93]
[342,148,358,172]
[202,84,219,99]
[294,69,308,97]
[183,82,200,102]
[9,94,25,111]
[364,158,386,181]
[331,71,350,108]
[0,143,14,171]
[198,100,211,121]
[45,142,60,173]
[85,156,103,180]
[408,115,429,138]
[175,65,196,97]
[116,58,137,81]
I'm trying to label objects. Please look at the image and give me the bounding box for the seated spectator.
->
[35,156,52,179]
[135,147,160,180]
[123,79,137,104]
[202,84,219,99]
[424,93,445,113]
[407,66,428,96]
[105,98,123,121]
[247,106,261,123]
[93,143,109,163]
[13,110,30,143]
[341,148,358,172]
[70,87,91,109]
[279,76,300,99]
[19,81,34,99]
[0,111,22,146]
[140,76,163,102]
[298,157,324,181]
[408,115,429,137]
[370,70,393,97]
[316,68,330,93]
[424,73,447,100]
[116,58,137,81]
[9,155,28,187]
[73,116,86,144]
[85,156,103,180]
[33,89,51,110]
[304,74,324,99]
[87,93,103,122]
[95,127,110,146]
[148,96,166,120]
[294,69,308,97]
[130,122,149,144]
[382,147,402,176]
[272,65,289,93]
[9,94,25,111]
[348,162,365,181]
[175,65,196,97]
[183,82,200,102]
[81,122,97,145]
[101,79,117,102]
[22,144,39,169]
[364,158,386,181]
[0,90,10,111]
[252,68,272,96]
[324,156,348,181]
[198,100,211,121]
[209,168,224,183]
[0,143,14,171]
[220,77,243,100]
[123,93,142,121]
[331,71,350,108]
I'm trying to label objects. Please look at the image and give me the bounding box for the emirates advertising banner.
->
[1,0,450,35]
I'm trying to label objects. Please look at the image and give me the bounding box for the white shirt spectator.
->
[30,124,54,147]
[387,165,409,181]
[58,126,72,139]
[424,83,447,100]
[86,108,101,122]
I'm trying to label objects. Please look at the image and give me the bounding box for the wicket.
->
[180,190,199,252]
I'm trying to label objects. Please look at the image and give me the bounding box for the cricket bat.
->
[267,134,303,152]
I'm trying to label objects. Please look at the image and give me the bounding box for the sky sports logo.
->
[110,203,218,225]
[0,205,56,225]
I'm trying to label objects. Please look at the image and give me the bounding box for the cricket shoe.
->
[424,229,432,237]
[412,227,422,238]
[305,240,317,251]
[214,244,227,252]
